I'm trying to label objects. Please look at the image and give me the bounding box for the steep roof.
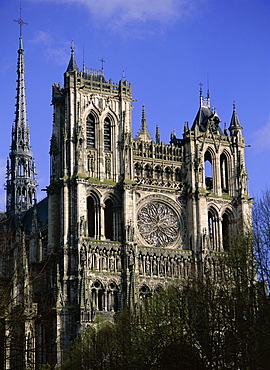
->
[66,43,79,72]
[229,102,242,130]
[191,105,223,135]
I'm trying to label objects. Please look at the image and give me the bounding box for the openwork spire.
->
[6,11,37,216]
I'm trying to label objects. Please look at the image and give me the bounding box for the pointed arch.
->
[134,162,142,177]
[144,163,152,178]
[208,205,219,251]
[164,166,172,181]
[221,208,236,251]
[87,190,101,238]
[103,192,122,241]
[175,167,181,182]
[154,165,162,179]
[220,150,229,193]
[107,281,119,312]
[104,116,111,151]
[139,284,152,309]
[91,280,104,311]
[204,148,214,191]
[86,113,96,149]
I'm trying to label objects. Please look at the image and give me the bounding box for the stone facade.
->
[47,49,252,362]
[0,43,252,368]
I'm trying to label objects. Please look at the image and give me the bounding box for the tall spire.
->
[6,10,37,216]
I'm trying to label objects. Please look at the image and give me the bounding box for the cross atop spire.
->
[14,4,28,37]
[6,11,37,216]
[100,58,105,74]
[71,40,75,54]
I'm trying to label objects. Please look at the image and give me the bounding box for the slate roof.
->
[191,105,224,135]
[22,197,48,231]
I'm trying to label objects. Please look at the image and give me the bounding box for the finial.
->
[233,100,236,112]
[82,44,85,72]
[142,105,146,121]
[207,72,210,98]
[100,58,105,75]
[14,2,28,38]
[71,40,75,55]
[155,125,160,144]
[199,82,203,95]
[199,83,203,106]
[122,70,126,80]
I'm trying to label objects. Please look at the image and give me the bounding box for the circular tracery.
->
[137,201,180,248]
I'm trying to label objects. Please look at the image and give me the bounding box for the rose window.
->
[137,202,180,247]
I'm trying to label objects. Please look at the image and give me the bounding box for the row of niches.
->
[80,246,122,273]
[133,141,182,161]
[137,252,192,278]
[134,162,182,185]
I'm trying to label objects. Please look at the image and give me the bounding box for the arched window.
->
[139,284,151,309]
[87,196,95,238]
[107,282,119,312]
[204,150,213,190]
[18,159,25,177]
[222,209,235,251]
[87,192,100,239]
[175,168,181,182]
[135,163,141,177]
[86,114,95,149]
[144,164,151,178]
[208,207,219,251]
[105,199,114,240]
[154,165,161,179]
[91,281,104,311]
[104,117,111,151]
[165,167,171,181]
[220,153,228,193]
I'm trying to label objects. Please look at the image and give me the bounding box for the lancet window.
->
[86,113,95,149]
[220,153,229,193]
[222,209,235,251]
[87,193,100,238]
[104,117,111,151]
[204,150,213,191]
[154,165,161,179]
[175,167,181,182]
[107,282,119,312]
[208,207,219,251]
[105,199,114,240]
[139,284,151,309]
[91,280,104,311]
[18,159,25,177]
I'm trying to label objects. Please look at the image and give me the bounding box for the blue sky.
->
[1,0,270,209]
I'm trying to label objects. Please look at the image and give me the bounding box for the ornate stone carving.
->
[137,202,180,247]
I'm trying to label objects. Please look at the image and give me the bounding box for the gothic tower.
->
[49,45,133,360]
[6,24,37,217]
[48,46,252,361]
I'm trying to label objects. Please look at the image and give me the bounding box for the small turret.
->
[229,101,242,137]
[66,40,79,72]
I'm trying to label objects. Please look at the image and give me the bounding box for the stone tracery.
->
[137,201,180,248]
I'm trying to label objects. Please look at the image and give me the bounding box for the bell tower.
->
[48,45,133,359]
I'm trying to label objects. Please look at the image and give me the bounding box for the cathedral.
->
[0,28,252,369]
